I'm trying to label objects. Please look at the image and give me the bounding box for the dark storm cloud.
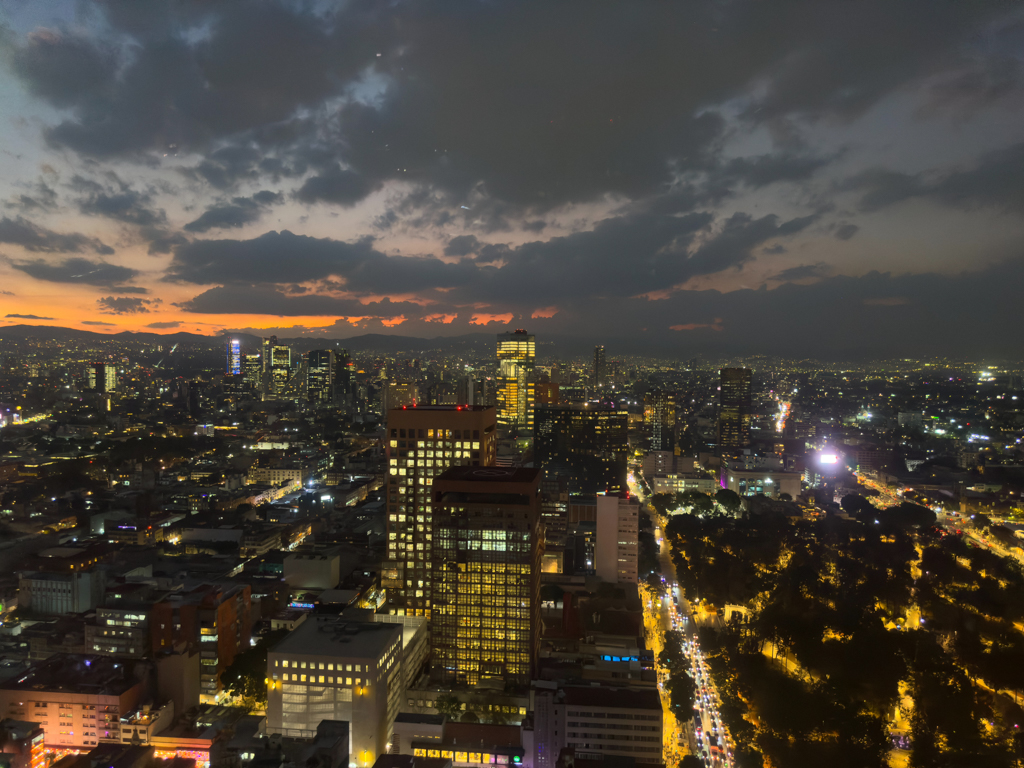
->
[176,285,423,318]
[167,208,814,307]
[8,256,138,286]
[5,0,1012,222]
[443,235,480,258]
[98,296,152,314]
[851,142,1024,214]
[12,2,379,160]
[5,314,55,320]
[0,216,114,254]
[295,167,377,207]
[11,29,116,109]
[165,230,381,284]
[183,192,282,232]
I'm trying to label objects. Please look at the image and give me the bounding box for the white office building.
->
[267,617,403,766]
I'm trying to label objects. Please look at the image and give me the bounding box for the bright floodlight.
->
[820,453,838,464]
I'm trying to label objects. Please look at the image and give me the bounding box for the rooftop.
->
[270,616,401,659]
[560,686,660,711]
[0,654,140,696]
[435,466,540,485]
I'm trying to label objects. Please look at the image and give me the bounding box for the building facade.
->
[495,331,535,437]
[534,405,629,495]
[226,339,241,376]
[429,466,542,687]
[532,686,662,768]
[595,494,639,585]
[383,406,498,618]
[719,368,752,452]
[266,617,403,765]
[150,584,252,704]
[0,655,144,750]
[307,350,336,404]
[643,390,676,452]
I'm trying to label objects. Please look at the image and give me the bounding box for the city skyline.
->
[0,2,1022,356]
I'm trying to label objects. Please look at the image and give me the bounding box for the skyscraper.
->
[430,465,541,687]
[383,405,498,618]
[496,330,535,436]
[262,336,291,400]
[306,349,336,404]
[86,363,117,392]
[719,367,753,451]
[534,403,629,494]
[644,389,676,451]
[243,353,262,390]
[595,493,639,585]
[594,345,606,387]
[226,338,241,375]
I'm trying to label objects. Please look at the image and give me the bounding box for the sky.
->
[0,0,1022,356]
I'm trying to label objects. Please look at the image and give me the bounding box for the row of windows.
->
[565,711,661,720]
[278,660,365,672]
[390,429,482,440]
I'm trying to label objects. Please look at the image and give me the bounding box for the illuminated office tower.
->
[430,466,541,687]
[226,338,241,375]
[262,336,291,399]
[593,345,606,387]
[307,349,336,404]
[383,405,497,618]
[496,330,535,436]
[719,367,753,452]
[534,404,629,494]
[86,363,117,393]
[243,353,262,390]
[644,389,676,452]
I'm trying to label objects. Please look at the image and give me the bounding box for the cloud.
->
[0,216,113,254]
[768,262,832,282]
[834,223,859,240]
[145,320,182,328]
[851,142,1024,214]
[8,256,139,287]
[98,296,152,314]
[81,320,116,326]
[5,314,55,320]
[183,191,282,232]
[295,166,376,207]
[175,284,427,319]
[77,186,166,227]
[670,318,723,331]
[12,29,117,109]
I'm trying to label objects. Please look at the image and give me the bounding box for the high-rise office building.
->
[594,345,606,387]
[719,367,753,452]
[226,338,241,376]
[307,349,336,404]
[243,353,262,390]
[534,404,629,494]
[383,405,498,618]
[644,389,676,452]
[262,336,292,400]
[496,330,535,436]
[430,466,541,687]
[86,363,117,393]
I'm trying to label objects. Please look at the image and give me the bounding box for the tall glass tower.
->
[496,330,535,437]
[226,338,241,375]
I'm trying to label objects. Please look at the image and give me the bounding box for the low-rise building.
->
[532,685,662,768]
[266,616,403,765]
[0,655,145,749]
